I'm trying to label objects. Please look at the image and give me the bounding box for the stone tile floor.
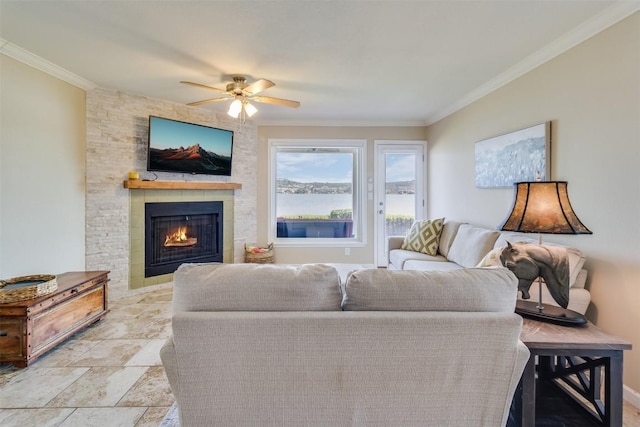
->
[1,282,640,426]
[0,284,174,427]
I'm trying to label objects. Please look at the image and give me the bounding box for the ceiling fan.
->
[180,75,300,120]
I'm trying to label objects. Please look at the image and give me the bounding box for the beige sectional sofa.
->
[388,220,591,314]
[161,263,529,427]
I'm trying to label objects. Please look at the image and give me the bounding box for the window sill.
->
[273,239,366,248]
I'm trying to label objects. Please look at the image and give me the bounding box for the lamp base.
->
[515,300,587,327]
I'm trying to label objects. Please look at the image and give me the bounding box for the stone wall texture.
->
[85,89,257,296]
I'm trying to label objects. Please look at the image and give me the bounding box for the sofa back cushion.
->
[437,220,464,258]
[341,268,517,312]
[173,263,342,312]
[446,224,500,267]
[494,232,538,248]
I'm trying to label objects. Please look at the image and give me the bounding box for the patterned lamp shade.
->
[500,181,592,234]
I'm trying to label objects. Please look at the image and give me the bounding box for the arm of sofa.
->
[501,340,531,426]
[159,336,180,401]
[387,236,405,269]
[388,236,404,253]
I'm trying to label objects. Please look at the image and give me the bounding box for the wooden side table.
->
[0,271,109,367]
[516,318,632,427]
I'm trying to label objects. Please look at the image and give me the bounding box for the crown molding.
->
[255,119,428,127]
[425,2,640,126]
[0,38,97,90]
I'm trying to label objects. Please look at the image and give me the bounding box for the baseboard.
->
[624,385,640,409]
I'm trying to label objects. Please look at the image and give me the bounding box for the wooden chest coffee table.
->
[0,271,109,367]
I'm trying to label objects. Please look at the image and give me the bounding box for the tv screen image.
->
[148,116,234,176]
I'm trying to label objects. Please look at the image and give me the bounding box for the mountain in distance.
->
[277,178,352,194]
[149,143,231,174]
[385,180,415,194]
[277,178,416,194]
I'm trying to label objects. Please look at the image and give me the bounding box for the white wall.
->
[0,55,86,277]
[426,13,640,392]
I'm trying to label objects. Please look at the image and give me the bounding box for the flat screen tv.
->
[147,116,234,176]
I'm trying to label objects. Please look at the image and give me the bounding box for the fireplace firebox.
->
[145,201,223,277]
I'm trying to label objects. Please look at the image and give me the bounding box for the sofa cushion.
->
[494,232,538,249]
[172,263,342,312]
[476,246,505,268]
[400,218,444,256]
[437,220,464,258]
[446,224,500,268]
[341,268,517,312]
[402,260,464,272]
[389,249,448,270]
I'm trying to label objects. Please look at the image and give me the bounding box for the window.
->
[268,139,366,246]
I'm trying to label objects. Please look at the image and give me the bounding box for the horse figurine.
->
[499,241,570,308]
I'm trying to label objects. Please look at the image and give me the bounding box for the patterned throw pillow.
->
[400,218,444,256]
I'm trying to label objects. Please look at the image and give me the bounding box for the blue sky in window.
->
[385,154,416,182]
[278,153,353,183]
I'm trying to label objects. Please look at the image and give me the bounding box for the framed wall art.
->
[475,122,551,188]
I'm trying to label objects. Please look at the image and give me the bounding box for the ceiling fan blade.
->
[180,81,228,94]
[243,79,275,96]
[252,96,301,108]
[187,97,231,106]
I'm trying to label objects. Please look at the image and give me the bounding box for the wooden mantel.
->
[123,180,242,190]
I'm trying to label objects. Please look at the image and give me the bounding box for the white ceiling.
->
[1,1,637,126]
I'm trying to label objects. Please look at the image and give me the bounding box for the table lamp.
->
[500,181,592,326]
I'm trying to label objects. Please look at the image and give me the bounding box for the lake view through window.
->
[270,140,365,243]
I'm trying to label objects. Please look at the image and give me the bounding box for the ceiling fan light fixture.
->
[181,75,299,119]
[227,99,242,118]
[244,101,258,117]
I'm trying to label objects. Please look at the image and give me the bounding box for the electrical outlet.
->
[344,248,351,256]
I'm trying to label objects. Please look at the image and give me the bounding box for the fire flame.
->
[165,227,197,247]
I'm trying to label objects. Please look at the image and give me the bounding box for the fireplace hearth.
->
[145,201,223,277]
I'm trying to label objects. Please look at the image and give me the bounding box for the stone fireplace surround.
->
[86,89,257,298]
[127,187,236,290]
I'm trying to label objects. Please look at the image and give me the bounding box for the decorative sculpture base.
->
[515,300,587,327]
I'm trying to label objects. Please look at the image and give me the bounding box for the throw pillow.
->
[476,241,541,268]
[400,218,444,256]
[446,224,500,268]
[476,246,504,268]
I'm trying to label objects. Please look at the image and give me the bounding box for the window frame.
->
[268,139,367,247]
